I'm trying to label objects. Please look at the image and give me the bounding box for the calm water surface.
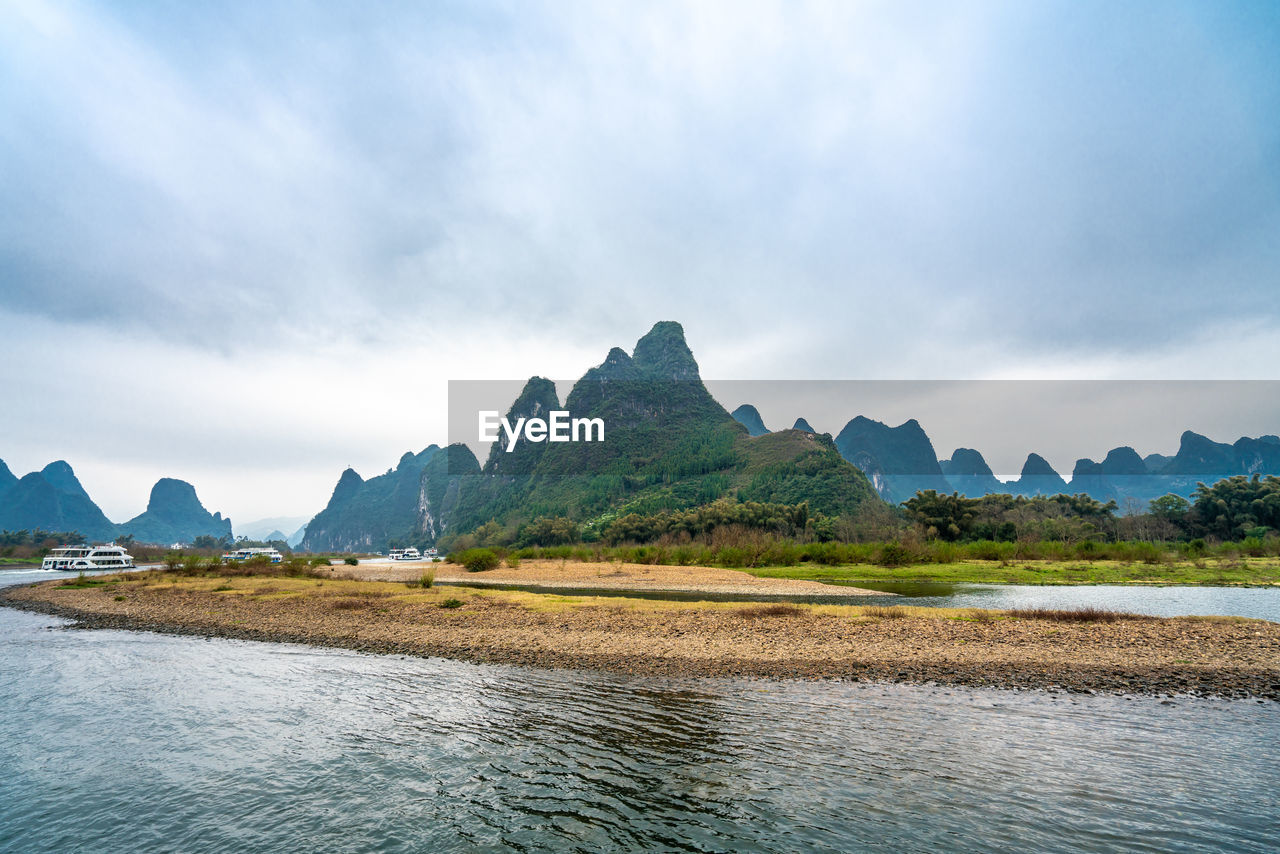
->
[1,569,1277,852]
[847,581,1280,622]
[444,579,1280,622]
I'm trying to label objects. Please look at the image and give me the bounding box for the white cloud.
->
[1,0,1277,523]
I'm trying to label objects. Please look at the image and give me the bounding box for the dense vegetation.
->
[903,475,1280,544]
[438,477,1280,580]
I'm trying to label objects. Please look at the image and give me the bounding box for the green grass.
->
[57,576,114,589]
[740,558,1280,586]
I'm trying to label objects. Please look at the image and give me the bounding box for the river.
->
[1,569,1277,852]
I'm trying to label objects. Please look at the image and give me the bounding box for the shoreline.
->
[3,573,1278,700]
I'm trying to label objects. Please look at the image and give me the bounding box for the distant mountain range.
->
[725,403,1280,509]
[817,417,1280,508]
[237,516,309,547]
[295,324,1280,551]
[12,322,1276,552]
[0,460,231,545]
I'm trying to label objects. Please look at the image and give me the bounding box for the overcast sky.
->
[2,0,1278,527]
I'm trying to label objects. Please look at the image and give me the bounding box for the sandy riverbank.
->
[3,573,1278,699]
[338,558,884,596]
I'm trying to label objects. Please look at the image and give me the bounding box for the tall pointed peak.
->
[1021,453,1058,476]
[594,347,634,378]
[325,467,364,508]
[0,458,15,491]
[631,321,700,381]
[487,376,562,470]
[731,404,769,436]
[792,417,815,433]
[509,376,560,417]
[40,460,89,499]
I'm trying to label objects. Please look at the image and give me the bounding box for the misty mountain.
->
[0,459,16,495]
[0,461,117,541]
[792,418,815,433]
[236,515,310,542]
[833,416,951,504]
[731,404,770,437]
[939,448,1004,497]
[301,446,440,552]
[118,478,233,545]
[1008,453,1070,497]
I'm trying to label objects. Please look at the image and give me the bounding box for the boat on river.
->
[220,547,284,564]
[41,544,135,571]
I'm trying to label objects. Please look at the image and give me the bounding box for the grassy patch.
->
[57,575,112,589]
[735,603,804,618]
[1007,606,1144,623]
[439,598,464,609]
[741,558,1280,587]
[405,567,436,589]
[861,605,909,619]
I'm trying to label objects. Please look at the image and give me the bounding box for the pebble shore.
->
[3,575,1278,700]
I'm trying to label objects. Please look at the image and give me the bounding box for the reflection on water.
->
[1,598,1277,853]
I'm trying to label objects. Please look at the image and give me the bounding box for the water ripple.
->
[0,606,1277,853]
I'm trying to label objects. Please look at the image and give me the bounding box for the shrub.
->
[406,567,436,589]
[439,598,464,609]
[454,548,499,572]
[343,556,359,566]
[967,540,1005,562]
[309,557,332,567]
[875,542,912,567]
[505,554,521,568]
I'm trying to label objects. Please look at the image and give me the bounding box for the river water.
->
[442,580,1280,622]
[1,570,1278,852]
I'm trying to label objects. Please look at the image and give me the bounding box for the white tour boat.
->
[42,544,135,571]
[220,547,284,564]
[388,548,422,561]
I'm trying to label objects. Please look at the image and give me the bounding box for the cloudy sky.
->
[2,0,1278,527]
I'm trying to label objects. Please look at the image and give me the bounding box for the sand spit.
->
[339,559,883,597]
[3,574,1278,700]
